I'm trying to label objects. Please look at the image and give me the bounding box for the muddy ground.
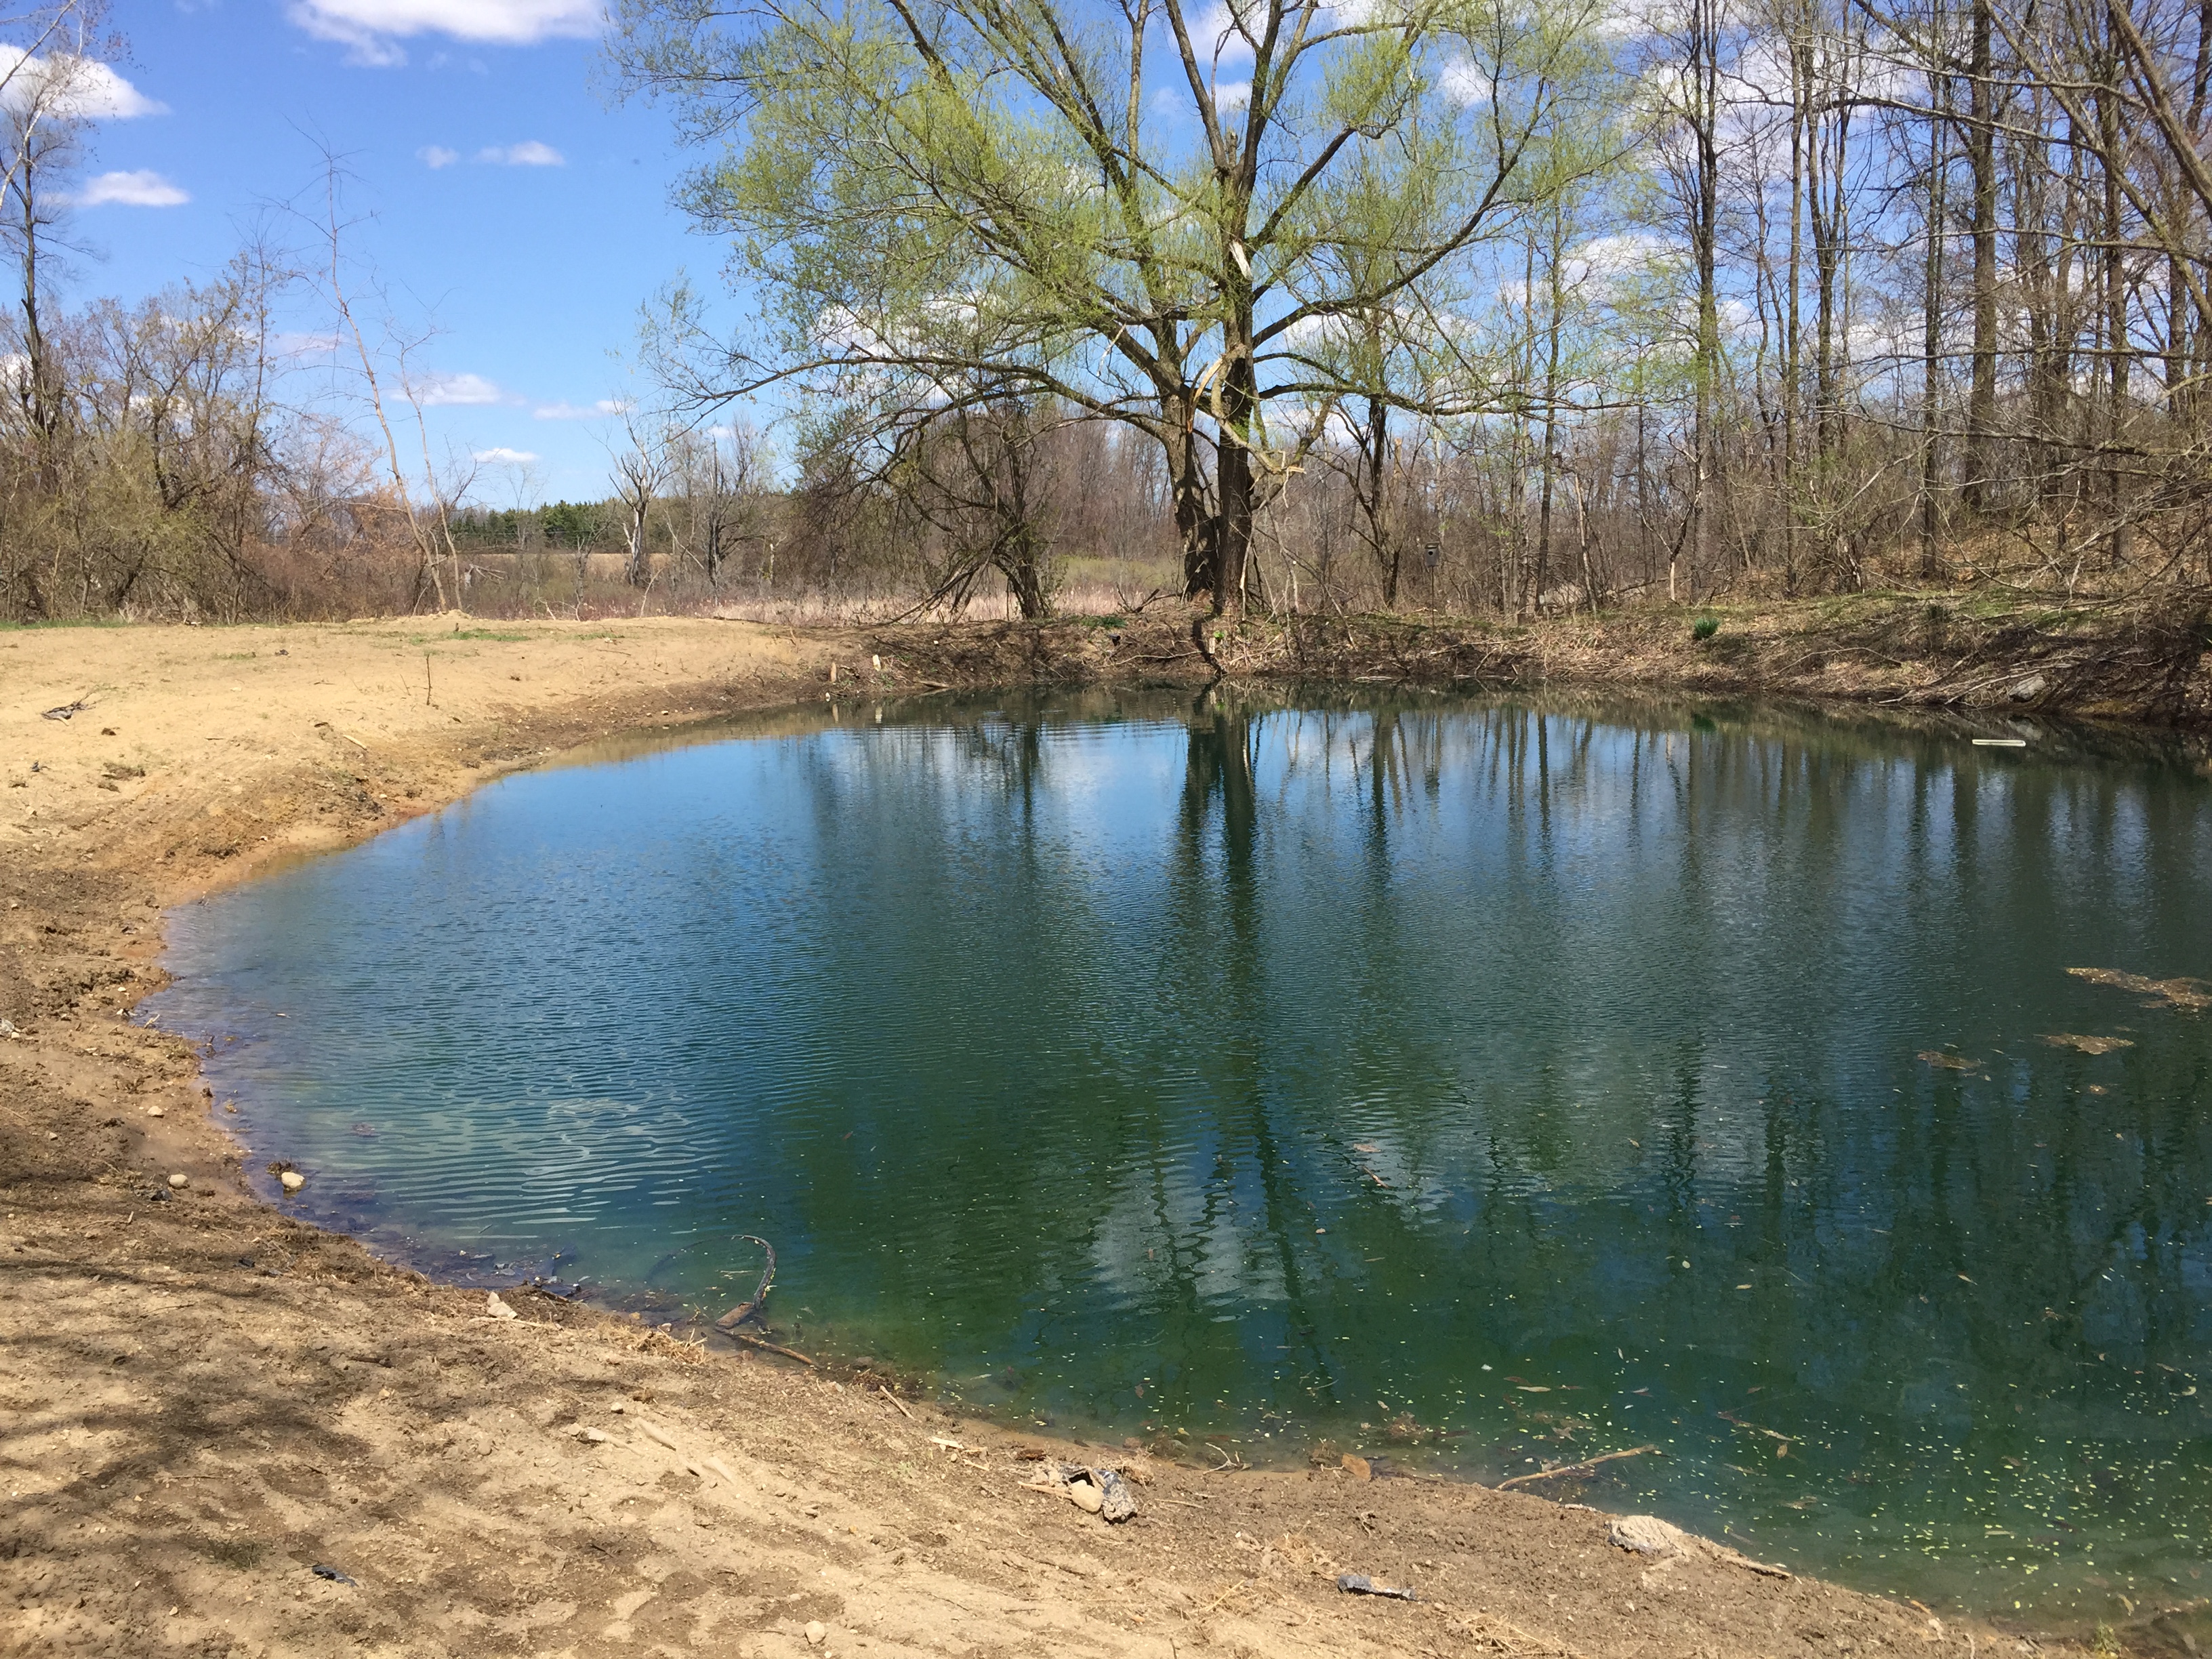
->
[0,614,2124,1658]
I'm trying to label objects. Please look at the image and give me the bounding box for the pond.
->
[148,689,2212,1627]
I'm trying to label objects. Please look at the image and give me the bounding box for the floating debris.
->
[1917,1050,1980,1071]
[2042,1033,2135,1055]
[2066,966,2212,1012]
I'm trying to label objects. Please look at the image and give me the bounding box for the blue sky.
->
[83,0,739,502]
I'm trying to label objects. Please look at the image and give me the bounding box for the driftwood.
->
[712,1235,777,1331]
[726,1330,815,1365]
[1496,1444,1658,1490]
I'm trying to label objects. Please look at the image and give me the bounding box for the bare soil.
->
[0,615,2112,1658]
[874,591,2212,726]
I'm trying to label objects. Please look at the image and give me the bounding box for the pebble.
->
[144,1105,165,1118]
[167,1173,188,1190]
[577,1427,609,1443]
[279,1171,305,1193]
[805,1621,827,1647]
[486,1292,517,1320]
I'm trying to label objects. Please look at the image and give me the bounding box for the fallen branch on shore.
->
[726,1329,814,1366]
[1496,1444,1658,1489]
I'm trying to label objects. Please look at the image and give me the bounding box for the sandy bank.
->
[0,617,2100,1659]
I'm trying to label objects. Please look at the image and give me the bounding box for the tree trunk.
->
[1213,319,1258,617]
[2098,27,2129,567]
[1964,0,1999,513]
[1689,0,1722,597]
[1164,397,1215,604]
[1921,48,1950,579]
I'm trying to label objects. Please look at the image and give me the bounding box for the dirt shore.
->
[872,591,2212,726]
[1,617,2100,1659]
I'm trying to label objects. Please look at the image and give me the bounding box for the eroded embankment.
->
[0,616,2125,1659]
[874,592,2212,726]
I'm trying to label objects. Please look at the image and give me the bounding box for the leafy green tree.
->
[611,0,1621,613]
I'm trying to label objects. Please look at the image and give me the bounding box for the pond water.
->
[150,690,2212,1626]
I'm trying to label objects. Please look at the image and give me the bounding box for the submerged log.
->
[713,1235,777,1332]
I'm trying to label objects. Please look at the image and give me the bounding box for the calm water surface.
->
[150,691,2212,1626]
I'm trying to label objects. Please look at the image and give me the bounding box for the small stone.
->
[486,1292,517,1320]
[144,1105,165,1118]
[167,1173,188,1190]
[805,1620,828,1647]
[1610,1515,1689,1557]
[577,1427,609,1443]
[2009,674,2047,703]
[1065,1477,1104,1515]
[1341,1453,1372,1482]
[279,1170,305,1193]
[1096,1468,1136,1523]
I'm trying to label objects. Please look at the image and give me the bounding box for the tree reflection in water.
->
[156,690,2212,1621]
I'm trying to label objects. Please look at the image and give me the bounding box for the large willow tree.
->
[611,0,1619,611]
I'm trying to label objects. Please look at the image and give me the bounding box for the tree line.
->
[10,0,2212,623]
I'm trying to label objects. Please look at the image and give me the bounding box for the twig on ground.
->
[1496,1445,1658,1490]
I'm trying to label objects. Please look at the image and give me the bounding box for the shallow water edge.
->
[149,684,2212,1632]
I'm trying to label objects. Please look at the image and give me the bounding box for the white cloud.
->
[419,144,459,169]
[0,48,167,118]
[287,0,598,64]
[1439,55,1491,106]
[414,372,504,407]
[533,398,626,419]
[472,446,539,464]
[475,140,562,165]
[76,170,189,208]
[1185,1,1256,62]
[1214,79,1250,110]
[1567,230,1668,285]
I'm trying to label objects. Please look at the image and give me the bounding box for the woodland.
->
[9,0,2212,625]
